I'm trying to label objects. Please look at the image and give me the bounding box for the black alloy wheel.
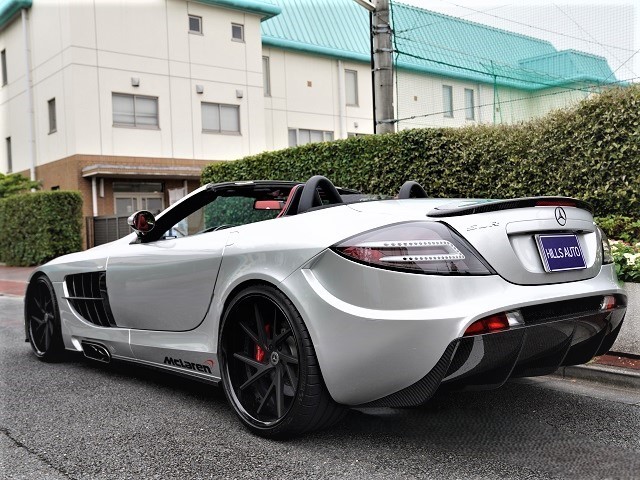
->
[219,284,345,438]
[25,275,64,361]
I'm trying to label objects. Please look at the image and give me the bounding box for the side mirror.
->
[128,210,156,235]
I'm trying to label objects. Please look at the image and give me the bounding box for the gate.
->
[87,216,132,247]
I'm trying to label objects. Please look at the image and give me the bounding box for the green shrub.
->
[0,191,83,266]
[609,240,640,283]
[595,215,640,244]
[202,84,640,218]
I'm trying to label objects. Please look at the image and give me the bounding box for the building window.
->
[1,50,7,86]
[202,103,240,134]
[112,93,159,128]
[188,15,202,34]
[465,88,475,120]
[48,98,57,133]
[345,69,358,106]
[262,56,271,97]
[113,182,164,216]
[231,23,244,42]
[442,85,453,118]
[5,137,11,173]
[288,129,334,147]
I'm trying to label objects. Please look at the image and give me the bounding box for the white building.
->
[0,0,616,246]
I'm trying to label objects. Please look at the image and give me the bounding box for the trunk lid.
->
[433,198,601,285]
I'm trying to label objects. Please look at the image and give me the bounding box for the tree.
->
[0,173,41,198]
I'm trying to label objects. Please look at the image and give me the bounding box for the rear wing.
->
[427,197,593,218]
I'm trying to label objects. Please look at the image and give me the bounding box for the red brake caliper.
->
[254,324,271,362]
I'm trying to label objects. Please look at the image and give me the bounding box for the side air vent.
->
[65,272,116,327]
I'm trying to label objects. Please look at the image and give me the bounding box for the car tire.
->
[25,275,65,362]
[219,284,345,438]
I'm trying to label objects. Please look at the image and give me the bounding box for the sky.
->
[397,0,639,84]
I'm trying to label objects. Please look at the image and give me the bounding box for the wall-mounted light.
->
[236,89,244,98]
[354,122,359,129]
[131,77,140,87]
[196,84,204,94]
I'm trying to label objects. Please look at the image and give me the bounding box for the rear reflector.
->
[464,313,510,336]
[600,295,616,310]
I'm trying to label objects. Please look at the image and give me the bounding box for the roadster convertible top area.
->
[25,176,627,437]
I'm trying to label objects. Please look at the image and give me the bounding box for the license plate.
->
[535,234,586,272]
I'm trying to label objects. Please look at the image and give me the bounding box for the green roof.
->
[261,0,617,90]
[0,0,31,31]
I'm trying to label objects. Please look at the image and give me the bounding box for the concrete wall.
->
[0,0,268,175]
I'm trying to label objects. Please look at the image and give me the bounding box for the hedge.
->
[202,84,640,218]
[0,191,83,266]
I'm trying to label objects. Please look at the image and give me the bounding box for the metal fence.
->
[86,216,131,247]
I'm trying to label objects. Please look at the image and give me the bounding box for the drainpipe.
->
[337,60,347,139]
[92,177,98,217]
[21,9,36,182]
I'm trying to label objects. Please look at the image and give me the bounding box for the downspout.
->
[337,60,347,139]
[91,177,98,217]
[21,8,36,182]
[477,83,483,124]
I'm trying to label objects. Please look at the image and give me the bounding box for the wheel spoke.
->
[275,365,284,418]
[283,362,298,390]
[239,320,266,351]
[254,304,268,349]
[30,315,45,327]
[234,352,274,391]
[273,328,292,347]
[256,380,275,415]
[33,296,45,316]
[279,352,298,365]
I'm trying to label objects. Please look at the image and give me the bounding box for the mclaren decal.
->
[164,357,215,374]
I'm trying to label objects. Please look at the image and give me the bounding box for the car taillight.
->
[464,313,510,336]
[535,200,577,207]
[596,226,614,265]
[332,222,494,275]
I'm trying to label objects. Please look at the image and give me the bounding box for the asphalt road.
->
[1,295,639,480]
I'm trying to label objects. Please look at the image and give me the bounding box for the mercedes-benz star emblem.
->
[555,207,567,226]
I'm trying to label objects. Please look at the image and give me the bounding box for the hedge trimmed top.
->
[203,84,640,218]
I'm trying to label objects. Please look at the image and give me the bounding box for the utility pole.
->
[372,0,395,134]
[354,0,395,134]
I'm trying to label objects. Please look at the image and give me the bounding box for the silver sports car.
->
[25,175,627,437]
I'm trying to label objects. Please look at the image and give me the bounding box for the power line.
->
[395,48,605,94]
[431,0,636,53]
[393,76,639,124]
[552,3,636,79]
[393,34,598,88]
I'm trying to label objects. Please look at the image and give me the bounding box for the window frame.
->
[464,88,475,121]
[345,69,359,106]
[262,56,271,97]
[112,93,160,129]
[288,128,334,147]
[48,98,57,134]
[188,14,202,34]
[442,85,454,118]
[201,102,241,135]
[231,23,244,42]
[1,50,7,86]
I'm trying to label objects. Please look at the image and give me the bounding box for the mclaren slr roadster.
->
[25,176,627,437]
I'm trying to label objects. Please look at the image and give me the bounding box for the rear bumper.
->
[364,297,626,407]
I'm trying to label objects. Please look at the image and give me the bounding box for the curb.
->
[553,364,640,390]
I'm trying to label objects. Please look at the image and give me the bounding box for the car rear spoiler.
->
[427,197,593,218]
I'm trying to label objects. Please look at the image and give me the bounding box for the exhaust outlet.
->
[81,341,111,363]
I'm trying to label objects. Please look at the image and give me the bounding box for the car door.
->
[105,187,228,332]
[105,233,227,332]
